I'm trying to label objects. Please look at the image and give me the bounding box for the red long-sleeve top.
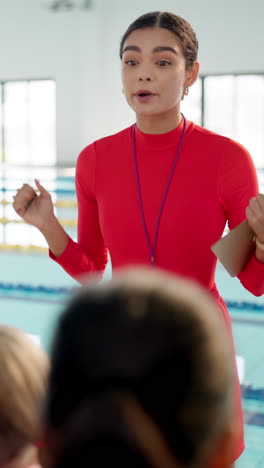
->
[51,118,264,296]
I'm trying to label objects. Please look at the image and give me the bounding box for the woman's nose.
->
[137,71,152,82]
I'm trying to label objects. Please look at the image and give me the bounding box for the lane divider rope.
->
[0,243,47,253]
[0,281,76,295]
[0,187,76,195]
[0,280,263,311]
[0,217,77,227]
[0,199,77,208]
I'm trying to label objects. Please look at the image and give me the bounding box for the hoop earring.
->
[181,87,189,100]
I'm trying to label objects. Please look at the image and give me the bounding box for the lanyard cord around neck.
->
[132,115,186,267]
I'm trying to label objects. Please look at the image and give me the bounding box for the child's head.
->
[0,326,49,466]
[44,268,235,468]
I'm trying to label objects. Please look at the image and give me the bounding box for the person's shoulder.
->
[94,126,132,151]
[77,126,132,167]
[191,121,229,143]
[189,123,255,179]
[190,121,251,156]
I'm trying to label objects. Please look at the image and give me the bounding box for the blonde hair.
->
[0,326,49,462]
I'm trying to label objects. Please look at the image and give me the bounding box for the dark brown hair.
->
[45,268,233,468]
[119,11,199,69]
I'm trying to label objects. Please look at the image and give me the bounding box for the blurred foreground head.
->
[0,326,49,468]
[44,267,235,468]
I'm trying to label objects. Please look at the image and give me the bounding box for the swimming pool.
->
[0,253,263,466]
[1,168,264,466]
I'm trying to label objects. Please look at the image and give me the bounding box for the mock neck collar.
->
[133,116,192,150]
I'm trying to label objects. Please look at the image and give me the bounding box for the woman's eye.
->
[125,60,137,66]
[157,60,171,67]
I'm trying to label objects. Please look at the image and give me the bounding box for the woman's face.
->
[121,27,197,119]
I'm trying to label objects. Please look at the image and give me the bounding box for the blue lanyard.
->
[132,115,186,267]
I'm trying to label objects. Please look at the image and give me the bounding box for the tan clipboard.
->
[211,220,255,277]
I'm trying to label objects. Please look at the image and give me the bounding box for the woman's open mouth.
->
[134,91,157,103]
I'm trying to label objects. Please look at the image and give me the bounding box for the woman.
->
[13,11,264,463]
[42,267,236,468]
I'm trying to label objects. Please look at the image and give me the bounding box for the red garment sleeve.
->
[50,143,108,283]
[217,139,264,296]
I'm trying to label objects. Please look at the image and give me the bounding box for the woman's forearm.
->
[39,215,69,257]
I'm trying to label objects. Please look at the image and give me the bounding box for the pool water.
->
[0,253,263,466]
[1,169,264,466]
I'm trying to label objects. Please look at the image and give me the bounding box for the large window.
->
[0,80,56,165]
[181,78,202,126]
[181,74,264,169]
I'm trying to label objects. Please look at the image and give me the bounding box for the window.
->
[181,74,264,169]
[181,77,202,126]
[0,80,56,165]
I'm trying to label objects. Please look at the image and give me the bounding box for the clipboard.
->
[211,220,255,277]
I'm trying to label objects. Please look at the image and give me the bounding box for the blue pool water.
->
[1,169,264,466]
[0,253,264,466]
